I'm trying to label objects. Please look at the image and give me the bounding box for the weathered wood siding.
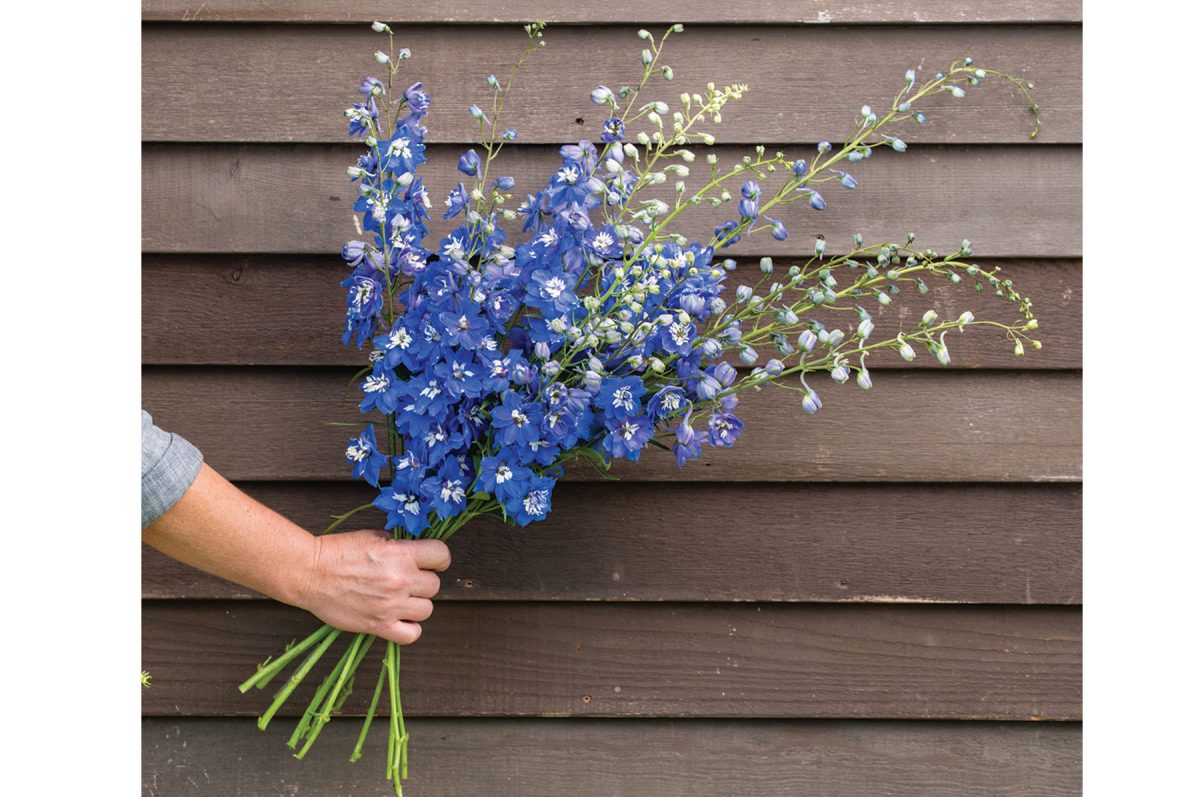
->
[141,4,1081,795]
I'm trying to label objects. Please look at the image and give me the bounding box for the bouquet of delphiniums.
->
[237,21,1042,794]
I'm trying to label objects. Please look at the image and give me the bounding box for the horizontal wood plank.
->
[141,367,1081,482]
[143,482,1082,604]
[141,143,1081,257]
[142,255,1080,367]
[143,24,1079,144]
[142,601,1081,719]
[142,1,1084,24]
[143,717,1082,796]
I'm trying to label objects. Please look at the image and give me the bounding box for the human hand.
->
[292,530,451,645]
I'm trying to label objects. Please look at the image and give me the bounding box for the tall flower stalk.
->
[240,21,1041,795]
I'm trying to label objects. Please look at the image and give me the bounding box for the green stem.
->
[295,633,370,759]
[239,623,335,693]
[351,652,389,763]
[256,628,342,731]
[288,635,359,749]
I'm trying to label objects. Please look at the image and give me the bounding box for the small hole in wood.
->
[575,117,584,125]
[581,695,591,703]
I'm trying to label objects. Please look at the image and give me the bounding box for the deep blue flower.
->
[707,411,744,448]
[373,472,431,536]
[596,376,647,419]
[421,458,469,520]
[493,391,544,445]
[382,124,427,174]
[443,182,469,219]
[601,117,626,143]
[647,386,688,421]
[345,424,388,486]
[478,454,533,501]
[603,414,652,461]
[458,149,482,176]
[503,474,556,526]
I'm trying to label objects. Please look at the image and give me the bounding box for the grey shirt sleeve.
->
[142,410,204,529]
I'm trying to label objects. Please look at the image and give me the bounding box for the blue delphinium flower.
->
[601,117,625,143]
[346,424,388,486]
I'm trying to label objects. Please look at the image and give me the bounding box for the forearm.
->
[142,462,316,606]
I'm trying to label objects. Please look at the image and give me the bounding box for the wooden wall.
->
[141,3,1082,794]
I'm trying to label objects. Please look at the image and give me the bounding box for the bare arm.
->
[142,462,450,644]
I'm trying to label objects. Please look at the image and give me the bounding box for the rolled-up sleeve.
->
[142,410,203,529]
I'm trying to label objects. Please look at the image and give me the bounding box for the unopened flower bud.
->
[857,318,874,339]
[921,310,938,326]
[798,330,817,352]
[591,86,615,105]
[371,21,391,33]
[856,367,873,390]
[897,340,916,361]
[801,389,822,414]
[373,51,390,64]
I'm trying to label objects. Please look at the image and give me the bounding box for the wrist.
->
[269,527,324,611]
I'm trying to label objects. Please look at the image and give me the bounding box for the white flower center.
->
[557,166,579,185]
[389,328,412,350]
[592,231,614,250]
[523,489,548,515]
[364,374,390,393]
[388,137,412,159]
[496,465,513,483]
[545,277,567,299]
[440,479,465,504]
[612,386,634,412]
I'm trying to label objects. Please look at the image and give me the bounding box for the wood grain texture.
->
[142,254,1080,367]
[143,717,1082,797]
[141,143,1082,257]
[143,482,1082,604]
[141,601,1081,719]
[143,24,1078,144]
[142,1,1084,24]
[141,367,1081,483]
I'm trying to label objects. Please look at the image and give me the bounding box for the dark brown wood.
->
[142,254,1080,367]
[141,143,1082,257]
[143,717,1082,796]
[141,367,1081,482]
[142,24,1079,144]
[143,482,1082,604]
[141,601,1081,719]
[142,1,1084,24]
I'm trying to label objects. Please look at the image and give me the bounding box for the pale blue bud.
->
[534,341,551,360]
[736,285,753,302]
[897,340,916,361]
[817,141,831,154]
[830,365,850,384]
[371,21,391,33]
[826,329,845,347]
[889,138,907,152]
[814,237,827,258]
[765,359,784,376]
[857,368,872,390]
[801,389,822,414]
[792,159,807,177]
[738,346,758,365]
[590,86,616,104]
[877,291,891,306]
[701,338,723,358]
[759,257,774,274]
[857,318,874,339]
[798,330,817,352]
